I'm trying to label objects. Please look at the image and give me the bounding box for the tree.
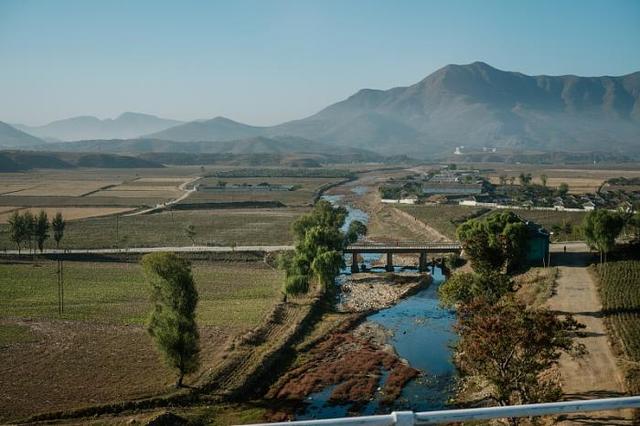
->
[509,176,516,186]
[7,211,27,254]
[184,224,196,245]
[457,211,528,274]
[311,249,344,288]
[499,175,508,186]
[281,200,349,297]
[582,210,624,263]
[518,173,532,186]
[22,211,36,254]
[345,220,367,245]
[141,252,200,387]
[557,182,569,196]
[438,271,514,308]
[52,212,66,249]
[34,210,50,253]
[540,174,548,187]
[455,297,584,413]
[630,211,640,241]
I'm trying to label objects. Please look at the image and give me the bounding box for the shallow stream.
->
[297,194,457,419]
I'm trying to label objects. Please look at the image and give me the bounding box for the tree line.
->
[439,211,585,421]
[7,210,65,254]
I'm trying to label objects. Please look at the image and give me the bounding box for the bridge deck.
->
[344,242,461,254]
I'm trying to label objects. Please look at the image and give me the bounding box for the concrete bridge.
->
[344,242,462,273]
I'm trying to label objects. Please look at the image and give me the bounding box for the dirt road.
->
[327,169,450,243]
[547,242,634,425]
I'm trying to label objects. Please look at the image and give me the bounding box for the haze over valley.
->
[3,62,639,159]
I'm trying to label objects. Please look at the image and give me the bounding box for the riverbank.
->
[263,271,430,421]
[339,272,430,312]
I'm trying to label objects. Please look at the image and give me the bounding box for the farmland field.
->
[513,209,585,240]
[0,259,284,421]
[0,206,135,223]
[186,177,343,207]
[0,208,304,250]
[397,204,492,239]
[0,167,201,208]
[483,165,640,194]
[398,204,585,241]
[594,260,640,393]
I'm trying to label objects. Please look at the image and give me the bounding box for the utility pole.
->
[57,258,64,315]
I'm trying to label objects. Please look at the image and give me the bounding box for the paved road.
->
[0,245,294,255]
[548,242,634,425]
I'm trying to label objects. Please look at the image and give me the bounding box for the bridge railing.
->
[242,396,640,426]
[346,241,462,249]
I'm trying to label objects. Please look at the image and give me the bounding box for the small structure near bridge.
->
[344,242,462,273]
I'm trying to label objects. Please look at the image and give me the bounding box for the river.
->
[297,193,457,419]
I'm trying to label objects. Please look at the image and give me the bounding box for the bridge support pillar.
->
[419,252,428,272]
[351,252,360,274]
[386,252,394,272]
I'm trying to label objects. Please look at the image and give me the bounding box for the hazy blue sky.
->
[2,0,639,126]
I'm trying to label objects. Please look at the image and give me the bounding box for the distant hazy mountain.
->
[150,62,640,156]
[147,116,264,141]
[16,112,183,141]
[0,121,45,148]
[37,135,380,158]
[0,150,163,172]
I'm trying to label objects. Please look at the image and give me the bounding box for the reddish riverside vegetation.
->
[265,331,419,419]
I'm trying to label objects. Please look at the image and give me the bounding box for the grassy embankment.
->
[593,260,640,395]
[0,258,283,422]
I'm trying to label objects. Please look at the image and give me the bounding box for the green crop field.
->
[595,260,640,393]
[0,208,305,250]
[596,260,640,362]
[0,259,283,329]
[0,259,284,421]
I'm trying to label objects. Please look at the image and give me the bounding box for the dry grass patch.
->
[515,267,558,308]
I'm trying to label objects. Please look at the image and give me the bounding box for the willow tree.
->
[142,252,200,387]
[282,200,365,297]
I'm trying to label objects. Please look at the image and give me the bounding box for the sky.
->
[1,0,640,126]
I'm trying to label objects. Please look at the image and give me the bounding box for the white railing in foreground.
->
[244,396,640,425]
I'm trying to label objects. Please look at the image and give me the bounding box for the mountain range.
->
[37,135,378,157]
[147,62,640,155]
[14,112,182,141]
[0,121,45,148]
[4,62,640,157]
